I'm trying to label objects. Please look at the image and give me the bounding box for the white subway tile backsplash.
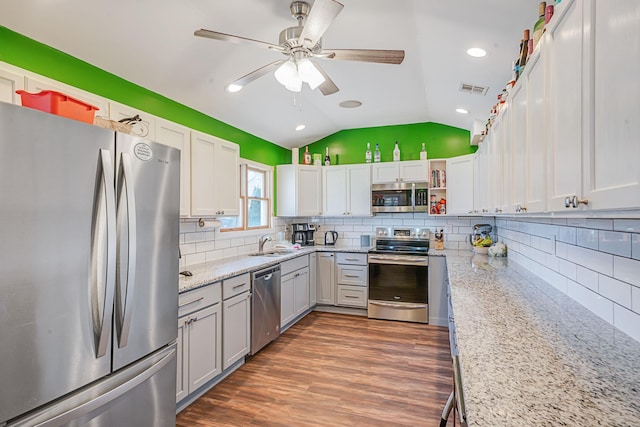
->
[613,305,640,342]
[577,228,599,250]
[558,259,577,281]
[185,252,205,266]
[567,280,614,323]
[613,256,640,287]
[184,232,207,244]
[545,254,561,272]
[556,226,577,245]
[613,219,640,233]
[633,235,640,261]
[599,275,632,309]
[195,240,215,253]
[567,218,613,230]
[632,286,640,314]
[599,231,632,257]
[576,266,599,292]
[179,221,197,233]
[565,245,613,276]
[180,243,196,255]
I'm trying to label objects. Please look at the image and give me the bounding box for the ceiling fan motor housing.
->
[279,26,321,53]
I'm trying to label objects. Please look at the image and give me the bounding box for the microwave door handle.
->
[92,150,117,358]
[411,182,416,211]
[116,153,137,348]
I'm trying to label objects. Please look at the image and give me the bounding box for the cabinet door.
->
[0,68,24,105]
[191,132,217,216]
[280,273,296,327]
[399,160,429,182]
[487,117,503,213]
[222,292,251,370]
[371,163,399,184]
[188,304,222,392]
[347,164,372,216]
[108,101,156,140]
[294,268,310,316]
[499,105,512,213]
[309,253,317,306]
[510,81,527,214]
[473,148,487,213]
[297,166,322,216]
[583,0,640,209]
[316,252,335,305]
[525,48,547,213]
[546,0,584,211]
[322,166,347,216]
[176,317,188,403]
[446,155,474,214]
[156,119,191,217]
[214,140,240,215]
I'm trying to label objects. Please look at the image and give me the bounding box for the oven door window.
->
[368,263,428,303]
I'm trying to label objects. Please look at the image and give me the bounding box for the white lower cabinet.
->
[335,253,368,308]
[316,252,335,305]
[309,252,317,306]
[280,256,310,329]
[176,282,222,403]
[222,273,251,370]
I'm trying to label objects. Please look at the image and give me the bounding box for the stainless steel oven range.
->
[367,227,430,323]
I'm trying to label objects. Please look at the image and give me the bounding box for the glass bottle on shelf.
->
[393,141,400,162]
[365,143,372,163]
[324,147,330,166]
[374,144,381,163]
[420,143,427,160]
[533,2,546,50]
[303,146,311,165]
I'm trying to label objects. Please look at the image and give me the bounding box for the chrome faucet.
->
[258,235,271,254]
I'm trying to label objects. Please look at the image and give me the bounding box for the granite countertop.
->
[179,245,371,293]
[444,250,640,426]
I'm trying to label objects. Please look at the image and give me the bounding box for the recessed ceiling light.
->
[456,108,469,114]
[339,100,362,108]
[295,124,306,131]
[467,48,487,58]
[226,83,243,93]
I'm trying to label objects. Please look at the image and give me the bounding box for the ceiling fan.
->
[194,0,405,95]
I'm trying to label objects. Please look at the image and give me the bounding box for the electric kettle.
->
[324,231,338,246]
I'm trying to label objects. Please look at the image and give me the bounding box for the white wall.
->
[498,217,640,343]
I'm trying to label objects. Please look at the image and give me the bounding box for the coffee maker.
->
[291,223,316,246]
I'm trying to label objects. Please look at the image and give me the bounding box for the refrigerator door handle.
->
[116,153,137,348]
[92,150,117,358]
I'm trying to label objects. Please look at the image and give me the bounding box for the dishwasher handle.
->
[252,265,281,281]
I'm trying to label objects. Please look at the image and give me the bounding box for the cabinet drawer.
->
[222,272,250,300]
[337,285,367,308]
[178,282,221,317]
[337,264,367,286]
[280,254,308,276]
[336,252,367,265]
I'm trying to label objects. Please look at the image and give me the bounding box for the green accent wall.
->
[0,26,290,166]
[305,122,477,165]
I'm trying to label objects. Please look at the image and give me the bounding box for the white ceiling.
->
[1,0,538,149]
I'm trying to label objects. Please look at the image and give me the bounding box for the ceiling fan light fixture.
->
[298,58,325,90]
[285,75,303,92]
[226,83,243,93]
[275,60,298,86]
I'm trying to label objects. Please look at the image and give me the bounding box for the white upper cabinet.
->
[109,101,156,141]
[582,0,640,209]
[510,79,528,214]
[372,160,428,184]
[276,164,322,217]
[446,155,474,214]
[155,119,191,217]
[546,0,585,211]
[190,131,240,217]
[322,164,371,217]
[0,67,24,105]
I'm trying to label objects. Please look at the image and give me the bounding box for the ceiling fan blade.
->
[320,49,405,65]
[194,29,284,52]
[230,60,286,89]
[313,64,339,96]
[298,0,344,47]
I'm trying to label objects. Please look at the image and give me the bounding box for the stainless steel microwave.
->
[371,182,429,213]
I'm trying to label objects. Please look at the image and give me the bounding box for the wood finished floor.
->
[176,311,456,427]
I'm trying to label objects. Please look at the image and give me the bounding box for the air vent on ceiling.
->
[459,82,489,96]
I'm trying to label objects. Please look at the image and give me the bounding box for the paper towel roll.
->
[198,218,222,229]
[292,147,299,164]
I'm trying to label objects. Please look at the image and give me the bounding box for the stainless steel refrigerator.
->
[0,102,180,426]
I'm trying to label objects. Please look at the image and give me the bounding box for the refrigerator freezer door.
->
[0,103,115,423]
[112,133,180,371]
[8,345,177,427]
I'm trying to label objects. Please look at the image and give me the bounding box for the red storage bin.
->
[16,90,99,124]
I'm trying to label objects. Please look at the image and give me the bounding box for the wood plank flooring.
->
[176,311,455,426]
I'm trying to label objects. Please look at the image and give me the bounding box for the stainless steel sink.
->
[248,250,295,257]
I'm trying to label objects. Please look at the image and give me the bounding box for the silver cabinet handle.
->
[116,153,137,349]
[345,295,359,299]
[565,195,589,208]
[345,258,359,261]
[91,149,117,359]
[345,274,359,278]
[233,283,247,289]
[179,296,204,308]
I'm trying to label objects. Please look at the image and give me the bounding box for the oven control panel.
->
[375,227,430,240]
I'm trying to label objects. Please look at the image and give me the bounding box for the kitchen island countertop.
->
[179,245,371,293]
[443,249,640,426]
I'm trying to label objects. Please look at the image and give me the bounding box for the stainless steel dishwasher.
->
[250,265,281,355]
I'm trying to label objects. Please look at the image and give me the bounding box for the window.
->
[220,162,271,232]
